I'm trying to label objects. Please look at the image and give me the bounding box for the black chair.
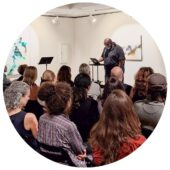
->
[38,142,75,166]
[142,127,153,139]
[24,100,44,121]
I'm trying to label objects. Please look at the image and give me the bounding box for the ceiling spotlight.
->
[52,16,59,24]
[89,15,96,23]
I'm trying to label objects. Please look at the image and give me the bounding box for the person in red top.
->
[89,89,146,166]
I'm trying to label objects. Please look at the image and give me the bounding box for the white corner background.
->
[0,0,170,170]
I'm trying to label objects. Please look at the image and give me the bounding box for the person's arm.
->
[24,113,38,139]
[98,48,105,62]
[98,56,104,62]
[118,58,125,68]
[117,45,125,68]
[67,123,86,157]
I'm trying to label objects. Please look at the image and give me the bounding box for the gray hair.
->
[4,81,30,110]
[79,63,90,76]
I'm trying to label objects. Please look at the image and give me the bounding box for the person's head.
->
[102,76,125,106]
[147,73,167,102]
[17,64,28,75]
[104,38,113,49]
[4,65,7,73]
[111,66,124,82]
[41,70,56,85]
[79,63,90,76]
[134,67,154,97]
[89,89,141,164]
[57,65,72,83]
[37,82,73,115]
[4,81,30,111]
[74,73,91,90]
[72,73,91,109]
[23,66,37,86]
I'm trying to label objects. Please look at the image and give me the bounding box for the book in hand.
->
[90,58,100,65]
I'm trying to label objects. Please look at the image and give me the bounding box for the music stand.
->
[38,57,53,70]
[89,58,104,82]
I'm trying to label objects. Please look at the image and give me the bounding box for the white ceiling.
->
[43,3,121,18]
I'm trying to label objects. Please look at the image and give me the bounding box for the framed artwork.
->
[112,24,144,61]
[124,35,143,61]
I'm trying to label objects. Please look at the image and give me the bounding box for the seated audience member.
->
[130,67,154,102]
[111,66,132,96]
[70,73,99,143]
[134,73,167,137]
[40,69,56,85]
[16,64,28,81]
[23,66,43,120]
[3,66,11,91]
[98,76,125,113]
[89,89,145,166]
[37,82,86,167]
[79,63,101,100]
[57,65,74,87]
[4,81,38,150]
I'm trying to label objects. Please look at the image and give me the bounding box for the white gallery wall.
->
[7,12,166,86]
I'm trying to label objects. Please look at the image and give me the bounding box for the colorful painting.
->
[7,37,27,75]
[123,35,143,61]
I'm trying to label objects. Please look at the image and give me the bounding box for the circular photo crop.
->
[3,2,167,167]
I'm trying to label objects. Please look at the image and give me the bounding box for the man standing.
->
[98,38,125,82]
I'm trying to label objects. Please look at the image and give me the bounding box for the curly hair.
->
[89,89,141,164]
[132,67,154,101]
[4,81,30,110]
[37,82,72,115]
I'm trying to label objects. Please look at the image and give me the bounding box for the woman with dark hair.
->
[79,63,101,100]
[4,81,38,150]
[101,76,125,106]
[57,65,74,87]
[70,73,99,143]
[134,73,167,137]
[16,64,27,81]
[130,67,154,103]
[37,82,86,167]
[89,89,145,166]
[98,76,125,113]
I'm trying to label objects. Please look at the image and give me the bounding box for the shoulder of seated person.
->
[124,83,132,87]
[25,112,36,118]
[88,96,98,103]
[134,100,145,104]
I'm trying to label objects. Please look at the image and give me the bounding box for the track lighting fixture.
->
[89,15,96,23]
[52,16,59,24]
